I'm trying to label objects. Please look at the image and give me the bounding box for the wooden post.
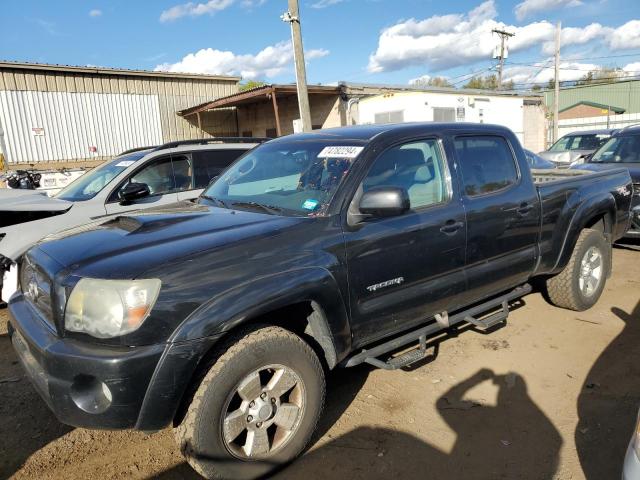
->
[271,88,282,137]
[196,112,204,138]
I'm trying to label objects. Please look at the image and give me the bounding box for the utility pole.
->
[492,28,515,90]
[282,0,312,133]
[553,21,561,143]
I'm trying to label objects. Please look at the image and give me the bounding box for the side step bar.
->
[343,284,532,370]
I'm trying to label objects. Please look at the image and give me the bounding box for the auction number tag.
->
[317,146,364,159]
[115,160,135,167]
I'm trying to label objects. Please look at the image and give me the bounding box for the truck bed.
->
[533,167,632,275]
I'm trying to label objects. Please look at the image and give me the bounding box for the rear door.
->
[343,137,467,345]
[453,134,540,303]
[177,148,248,201]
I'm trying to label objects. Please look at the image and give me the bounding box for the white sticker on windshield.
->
[115,160,135,167]
[317,146,364,159]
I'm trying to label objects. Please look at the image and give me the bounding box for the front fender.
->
[170,267,352,361]
[554,192,615,273]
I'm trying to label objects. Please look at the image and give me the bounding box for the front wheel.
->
[545,228,610,311]
[175,325,325,480]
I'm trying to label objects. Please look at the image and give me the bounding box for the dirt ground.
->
[2,243,640,480]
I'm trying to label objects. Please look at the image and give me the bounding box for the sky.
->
[1,0,639,89]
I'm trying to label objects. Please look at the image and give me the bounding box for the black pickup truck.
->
[6,123,633,479]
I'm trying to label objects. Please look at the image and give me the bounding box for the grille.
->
[20,258,55,330]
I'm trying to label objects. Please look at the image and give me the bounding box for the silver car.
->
[538,129,616,168]
[0,138,264,301]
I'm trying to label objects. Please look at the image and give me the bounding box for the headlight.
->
[64,278,161,338]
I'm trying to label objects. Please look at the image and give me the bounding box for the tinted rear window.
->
[193,149,247,188]
[454,136,518,196]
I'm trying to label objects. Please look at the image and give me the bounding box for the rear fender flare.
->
[554,193,615,273]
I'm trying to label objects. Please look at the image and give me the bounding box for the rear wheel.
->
[545,228,610,311]
[175,325,325,480]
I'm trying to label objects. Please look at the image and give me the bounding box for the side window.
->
[454,136,518,197]
[129,156,175,195]
[192,150,246,189]
[110,156,175,201]
[361,139,448,210]
[172,154,193,192]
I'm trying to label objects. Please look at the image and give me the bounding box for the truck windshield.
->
[549,134,610,152]
[55,151,148,201]
[591,135,640,163]
[202,140,366,216]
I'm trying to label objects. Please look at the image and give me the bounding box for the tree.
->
[412,76,453,88]
[577,68,625,85]
[239,80,267,91]
[463,74,499,90]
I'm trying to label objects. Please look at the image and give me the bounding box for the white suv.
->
[0,137,265,302]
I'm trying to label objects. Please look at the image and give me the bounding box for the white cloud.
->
[368,1,554,73]
[312,0,345,8]
[160,0,235,22]
[89,9,102,17]
[155,40,329,79]
[609,20,640,50]
[514,0,581,21]
[623,62,640,75]
[367,1,640,75]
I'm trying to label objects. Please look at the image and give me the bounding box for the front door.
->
[453,134,540,304]
[105,155,181,215]
[343,138,467,346]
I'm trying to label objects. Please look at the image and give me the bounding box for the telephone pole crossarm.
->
[492,28,515,90]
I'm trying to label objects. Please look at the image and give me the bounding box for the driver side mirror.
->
[119,182,150,204]
[359,187,410,218]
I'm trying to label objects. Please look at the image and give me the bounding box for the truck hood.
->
[0,189,72,211]
[572,162,640,183]
[32,201,305,279]
[538,150,593,164]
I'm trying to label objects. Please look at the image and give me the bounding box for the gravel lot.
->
[2,242,640,480]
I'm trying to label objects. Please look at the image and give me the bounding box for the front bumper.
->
[7,294,165,429]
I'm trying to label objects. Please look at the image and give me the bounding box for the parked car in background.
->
[539,129,616,168]
[571,125,640,238]
[6,123,632,479]
[0,138,265,302]
[524,149,557,169]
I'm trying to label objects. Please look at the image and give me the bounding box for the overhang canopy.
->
[560,101,625,114]
[177,84,341,117]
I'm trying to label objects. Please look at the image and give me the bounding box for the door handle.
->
[440,220,464,235]
[516,203,534,216]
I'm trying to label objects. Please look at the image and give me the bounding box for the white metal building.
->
[0,62,240,168]
[357,88,546,152]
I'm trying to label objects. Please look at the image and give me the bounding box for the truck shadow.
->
[575,300,640,479]
[154,368,561,479]
[0,335,73,479]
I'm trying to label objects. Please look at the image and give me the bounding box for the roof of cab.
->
[267,122,514,144]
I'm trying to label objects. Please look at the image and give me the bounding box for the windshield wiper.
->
[230,201,283,215]
[201,195,229,209]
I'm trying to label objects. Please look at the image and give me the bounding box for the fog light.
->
[70,375,112,414]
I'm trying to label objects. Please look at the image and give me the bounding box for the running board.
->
[343,284,531,370]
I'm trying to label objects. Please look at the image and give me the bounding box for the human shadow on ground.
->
[0,335,73,478]
[576,300,640,479]
[155,368,561,479]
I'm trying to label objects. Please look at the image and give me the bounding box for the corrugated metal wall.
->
[0,66,239,165]
[544,80,640,113]
[0,90,163,164]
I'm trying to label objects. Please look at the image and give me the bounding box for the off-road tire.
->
[174,325,325,480]
[545,228,610,311]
